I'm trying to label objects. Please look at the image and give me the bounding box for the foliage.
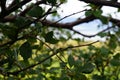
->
[0,0,120,80]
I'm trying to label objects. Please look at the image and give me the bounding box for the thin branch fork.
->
[6,40,99,76]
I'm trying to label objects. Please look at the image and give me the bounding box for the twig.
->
[53,9,88,24]
[71,26,114,38]
[61,40,99,50]
[6,40,99,75]
[37,37,71,71]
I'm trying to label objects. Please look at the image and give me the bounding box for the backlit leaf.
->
[68,55,75,67]
[108,35,117,49]
[27,6,44,17]
[99,16,108,24]
[81,62,95,74]
[44,31,59,44]
[110,53,120,66]
[19,41,32,61]
[93,9,102,17]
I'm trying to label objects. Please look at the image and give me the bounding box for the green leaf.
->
[60,0,67,3]
[95,55,103,66]
[110,59,120,66]
[43,58,52,67]
[108,35,117,49]
[0,24,17,40]
[68,55,75,67]
[35,22,42,32]
[44,31,59,44]
[27,6,44,17]
[75,74,87,80]
[74,60,82,67]
[19,41,32,61]
[49,67,60,74]
[27,37,37,43]
[98,32,107,37]
[14,17,26,28]
[93,9,102,17]
[7,77,15,80]
[47,0,57,5]
[118,8,120,12]
[5,50,15,69]
[85,10,93,17]
[100,46,110,57]
[92,75,106,80]
[110,53,120,66]
[81,62,95,74]
[99,16,108,24]
[60,76,69,80]
[0,59,8,66]
[60,62,67,68]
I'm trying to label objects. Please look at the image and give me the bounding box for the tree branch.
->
[71,26,114,38]
[54,9,88,23]
[41,15,96,29]
[0,0,6,14]
[80,0,120,8]
[6,40,99,76]
[1,7,120,38]
[0,0,31,18]
[0,10,56,48]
